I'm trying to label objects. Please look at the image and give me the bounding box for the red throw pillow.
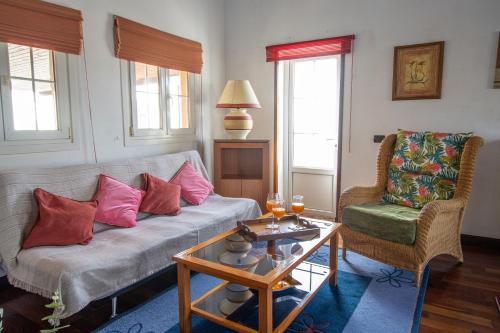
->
[22,188,97,249]
[94,174,145,228]
[170,161,213,205]
[140,173,181,215]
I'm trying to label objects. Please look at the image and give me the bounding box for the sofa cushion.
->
[170,161,214,205]
[140,173,181,215]
[22,188,97,249]
[343,202,420,245]
[383,130,472,208]
[94,174,145,228]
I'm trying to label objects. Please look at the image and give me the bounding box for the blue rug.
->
[94,247,429,333]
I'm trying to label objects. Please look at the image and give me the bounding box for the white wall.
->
[223,0,500,238]
[0,0,226,178]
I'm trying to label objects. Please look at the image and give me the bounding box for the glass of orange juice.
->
[269,199,285,231]
[291,195,304,220]
[266,193,279,214]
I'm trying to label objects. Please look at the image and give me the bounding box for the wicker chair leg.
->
[342,246,347,259]
[415,270,422,288]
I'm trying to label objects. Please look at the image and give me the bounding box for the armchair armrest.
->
[414,198,466,258]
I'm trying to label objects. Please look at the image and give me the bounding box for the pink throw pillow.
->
[94,174,145,227]
[170,161,213,205]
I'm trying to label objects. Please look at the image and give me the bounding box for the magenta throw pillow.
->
[170,161,213,205]
[94,174,145,227]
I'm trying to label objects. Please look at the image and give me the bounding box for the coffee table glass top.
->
[189,218,337,277]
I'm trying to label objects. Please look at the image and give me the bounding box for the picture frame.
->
[392,41,444,100]
[494,33,500,89]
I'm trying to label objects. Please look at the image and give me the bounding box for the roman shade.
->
[266,35,355,62]
[114,16,203,74]
[0,0,83,54]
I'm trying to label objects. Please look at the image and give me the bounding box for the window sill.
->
[124,134,196,147]
[0,139,79,155]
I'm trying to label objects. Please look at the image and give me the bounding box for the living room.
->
[0,0,499,332]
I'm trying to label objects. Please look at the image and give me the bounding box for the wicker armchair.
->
[339,134,483,287]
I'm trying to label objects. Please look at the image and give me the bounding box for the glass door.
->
[286,55,341,215]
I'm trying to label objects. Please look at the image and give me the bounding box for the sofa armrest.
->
[414,198,466,258]
[338,186,385,222]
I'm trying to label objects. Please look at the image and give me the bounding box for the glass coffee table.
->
[173,216,340,333]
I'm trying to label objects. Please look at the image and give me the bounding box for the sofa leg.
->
[111,296,118,318]
[342,246,347,259]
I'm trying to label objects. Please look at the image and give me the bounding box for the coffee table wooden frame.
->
[173,220,339,333]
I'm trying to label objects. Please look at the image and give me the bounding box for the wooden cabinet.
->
[214,140,270,211]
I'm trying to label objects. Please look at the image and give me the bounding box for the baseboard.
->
[461,234,500,252]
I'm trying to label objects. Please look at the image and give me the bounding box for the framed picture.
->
[494,33,500,89]
[392,41,444,100]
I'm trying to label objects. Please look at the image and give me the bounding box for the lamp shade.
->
[216,80,261,109]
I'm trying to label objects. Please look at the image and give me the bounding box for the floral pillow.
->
[384,130,472,209]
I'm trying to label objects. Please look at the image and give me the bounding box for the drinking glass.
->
[269,199,285,230]
[291,195,304,220]
[266,193,280,229]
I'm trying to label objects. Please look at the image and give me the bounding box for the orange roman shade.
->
[0,0,83,54]
[114,16,203,74]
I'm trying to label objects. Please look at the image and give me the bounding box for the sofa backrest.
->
[0,150,208,271]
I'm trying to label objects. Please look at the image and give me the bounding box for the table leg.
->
[330,232,339,286]
[258,287,273,333]
[178,263,191,333]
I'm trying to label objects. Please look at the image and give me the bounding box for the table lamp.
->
[216,80,261,139]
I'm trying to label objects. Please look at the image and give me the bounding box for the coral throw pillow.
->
[23,188,97,249]
[94,174,145,227]
[140,173,181,215]
[170,161,213,205]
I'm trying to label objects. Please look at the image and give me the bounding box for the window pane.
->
[8,44,32,79]
[168,69,189,129]
[11,79,36,130]
[135,62,160,129]
[35,81,58,130]
[292,58,338,170]
[33,48,54,81]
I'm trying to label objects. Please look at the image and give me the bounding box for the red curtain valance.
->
[0,0,83,54]
[266,35,355,62]
[114,16,203,74]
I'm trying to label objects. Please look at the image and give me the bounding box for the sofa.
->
[0,150,261,317]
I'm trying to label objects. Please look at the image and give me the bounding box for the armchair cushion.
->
[383,130,472,208]
[343,202,420,245]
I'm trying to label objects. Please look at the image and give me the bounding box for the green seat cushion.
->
[343,203,420,245]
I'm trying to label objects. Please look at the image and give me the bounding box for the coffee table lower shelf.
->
[190,261,332,333]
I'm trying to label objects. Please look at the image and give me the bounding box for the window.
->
[123,61,196,143]
[0,43,73,144]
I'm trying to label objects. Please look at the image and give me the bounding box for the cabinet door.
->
[217,179,242,198]
[242,179,264,210]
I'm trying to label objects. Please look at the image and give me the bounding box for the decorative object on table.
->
[494,33,500,88]
[392,41,444,100]
[213,139,270,210]
[237,215,322,242]
[218,233,259,316]
[40,291,69,333]
[339,131,483,287]
[216,80,261,139]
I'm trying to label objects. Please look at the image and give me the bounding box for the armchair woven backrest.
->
[376,133,483,206]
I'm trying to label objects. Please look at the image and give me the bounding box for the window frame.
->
[0,43,78,154]
[120,60,197,146]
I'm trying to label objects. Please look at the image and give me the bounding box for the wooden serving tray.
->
[237,215,321,242]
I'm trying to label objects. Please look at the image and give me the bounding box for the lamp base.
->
[224,109,253,140]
